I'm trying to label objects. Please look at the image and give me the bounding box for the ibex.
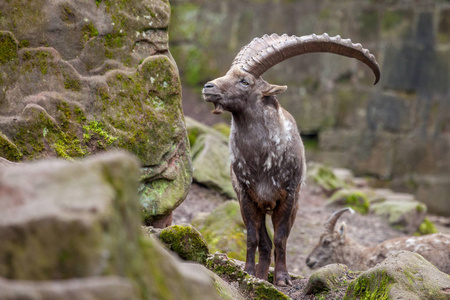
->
[306,208,450,274]
[202,33,380,286]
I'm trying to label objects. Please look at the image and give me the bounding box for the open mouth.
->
[202,93,224,114]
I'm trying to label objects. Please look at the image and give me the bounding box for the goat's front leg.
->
[256,214,272,280]
[239,194,264,276]
[271,193,299,286]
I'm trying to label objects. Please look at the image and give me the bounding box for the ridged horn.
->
[325,207,354,234]
[232,33,381,85]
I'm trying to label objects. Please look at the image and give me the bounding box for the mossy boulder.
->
[327,188,370,214]
[0,151,220,300]
[191,133,236,199]
[0,0,192,226]
[192,201,247,261]
[305,264,357,296]
[307,162,347,195]
[371,194,427,233]
[158,224,209,264]
[207,253,291,300]
[186,116,235,198]
[344,251,450,300]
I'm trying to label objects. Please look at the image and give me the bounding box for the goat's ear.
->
[262,84,287,96]
[338,223,347,243]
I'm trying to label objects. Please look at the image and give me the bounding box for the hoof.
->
[275,272,292,286]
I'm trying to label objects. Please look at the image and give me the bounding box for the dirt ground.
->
[173,182,450,299]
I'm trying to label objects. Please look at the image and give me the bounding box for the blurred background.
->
[169,0,450,216]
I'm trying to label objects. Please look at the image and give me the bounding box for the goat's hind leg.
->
[272,196,299,286]
[256,214,272,280]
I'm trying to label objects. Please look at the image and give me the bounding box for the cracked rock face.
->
[0,0,192,225]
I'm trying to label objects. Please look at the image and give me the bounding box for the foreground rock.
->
[0,151,219,300]
[345,251,450,300]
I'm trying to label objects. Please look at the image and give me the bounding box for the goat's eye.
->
[239,79,249,86]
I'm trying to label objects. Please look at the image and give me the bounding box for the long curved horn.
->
[325,207,354,233]
[232,33,380,85]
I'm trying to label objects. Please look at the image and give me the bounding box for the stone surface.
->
[185,117,235,198]
[344,251,450,300]
[191,133,236,199]
[0,277,138,300]
[0,0,192,226]
[304,264,350,295]
[192,201,247,261]
[371,195,427,233]
[327,189,370,215]
[0,152,220,300]
[306,162,347,195]
[158,223,209,264]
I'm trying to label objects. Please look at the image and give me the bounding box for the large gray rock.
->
[0,151,220,300]
[371,194,427,233]
[344,251,450,300]
[186,117,236,199]
[0,0,192,226]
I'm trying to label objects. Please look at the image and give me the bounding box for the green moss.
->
[309,163,347,192]
[212,123,231,138]
[0,32,18,64]
[21,49,52,74]
[81,22,99,42]
[18,40,29,49]
[0,131,22,161]
[60,3,76,23]
[414,218,437,236]
[64,77,82,91]
[83,120,117,145]
[159,224,209,264]
[345,271,393,300]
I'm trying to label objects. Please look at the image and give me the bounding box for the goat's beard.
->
[211,103,224,114]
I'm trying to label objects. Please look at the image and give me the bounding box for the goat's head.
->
[305,207,354,269]
[202,33,380,114]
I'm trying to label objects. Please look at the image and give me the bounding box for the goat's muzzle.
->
[202,82,224,114]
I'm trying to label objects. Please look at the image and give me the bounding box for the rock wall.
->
[0,0,192,224]
[170,0,450,215]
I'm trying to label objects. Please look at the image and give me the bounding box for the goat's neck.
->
[339,238,371,270]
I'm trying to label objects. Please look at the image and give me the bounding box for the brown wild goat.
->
[306,208,450,273]
[202,34,380,285]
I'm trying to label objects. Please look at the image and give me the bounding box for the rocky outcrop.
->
[0,0,192,226]
[0,151,219,300]
[170,0,450,216]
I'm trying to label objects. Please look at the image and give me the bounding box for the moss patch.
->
[345,270,393,300]
[414,217,437,236]
[0,31,18,64]
[159,224,209,264]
